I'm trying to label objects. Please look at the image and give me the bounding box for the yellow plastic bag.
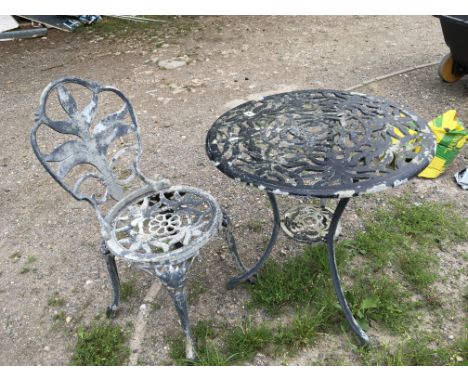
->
[418,110,467,179]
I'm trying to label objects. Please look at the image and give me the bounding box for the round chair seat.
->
[105,185,222,264]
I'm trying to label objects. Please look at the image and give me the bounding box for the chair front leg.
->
[152,258,197,361]
[101,242,121,317]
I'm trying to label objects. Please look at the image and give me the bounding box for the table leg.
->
[326,198,370,345]
[225,192,281,290]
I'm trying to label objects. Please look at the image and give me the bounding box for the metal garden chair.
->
[30,76,240,360]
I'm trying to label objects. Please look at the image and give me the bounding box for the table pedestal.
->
[224,193,370,345]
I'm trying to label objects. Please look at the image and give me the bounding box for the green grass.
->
[26,255,37,264]
[71,323,130,366]
[168,321,233,366]
[247,243,345,316]
[48,293,66,307]
[188,280,208,303]
[347,272,413,332]
[169,311,330,365]
[359,331,468,365]
[246,220,264,233]
[167,199,467,365]
[353,199,467,297]
[120,279,137,303]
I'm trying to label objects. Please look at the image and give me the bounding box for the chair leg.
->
[101,242,121,317]
[152,259,197,361]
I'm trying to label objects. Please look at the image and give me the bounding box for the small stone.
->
[44,346,50,351]
[456,356,463,362]
[448,334,455,340]
[191,79,204,87]
[66,316,72,324]
[139,304,146,311]
[85,280,93,286]
[158,59,186,70]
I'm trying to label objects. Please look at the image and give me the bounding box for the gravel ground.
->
[0,15,466,365]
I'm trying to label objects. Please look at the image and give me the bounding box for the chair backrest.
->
[31,77,145,212]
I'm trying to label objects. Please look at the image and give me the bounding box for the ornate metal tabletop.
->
[206,90,435,198]
[206,89,436,346]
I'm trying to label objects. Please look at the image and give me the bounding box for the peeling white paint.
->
[366,183,389,194]
[273,189,289,196]
[334,190,355,198]
[393,178,408,187]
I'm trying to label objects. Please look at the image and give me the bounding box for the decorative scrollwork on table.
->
[280,204,341,243]
[207,90,436,198]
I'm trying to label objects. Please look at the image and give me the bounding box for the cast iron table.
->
[206,89,435,344]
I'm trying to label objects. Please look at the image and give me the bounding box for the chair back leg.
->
[101,242,121,317]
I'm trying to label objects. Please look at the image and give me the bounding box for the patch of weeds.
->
[168,320,232,366]
[246,220,263,233]
[246,242,404,335]
[247,243,346,315]
[392,199,467,246]
[359,332,467,366]
[19,266,30,274]
[171,200,466,365]
[273,307,328,349]
[48,292,66,307]
[224,322,274,363]
[348,273,413,333]
[397,248,438,289]
[169,313,329,365]
[10,251,21,263]
[188,281,208,303]
[120,279,137,303]
[352,199,467,298]
[26,255,37,264]
[53,310,66,322]
[71,323,130,366]
[149,302,162,312]
[137,358,147,366]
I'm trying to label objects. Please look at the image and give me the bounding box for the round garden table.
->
[206,89,435,344]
